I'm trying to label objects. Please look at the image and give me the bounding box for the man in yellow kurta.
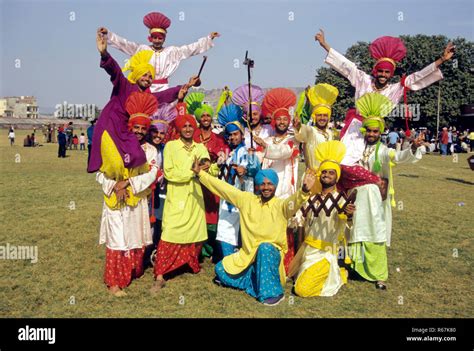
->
[152,113,210,290]
[195,163,316,305]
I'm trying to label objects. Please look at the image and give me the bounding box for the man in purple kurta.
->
[88,31,197,173]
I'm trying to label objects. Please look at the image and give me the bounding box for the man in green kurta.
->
[152,112,210,291]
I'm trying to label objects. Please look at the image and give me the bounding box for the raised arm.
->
[97,29,127,88]
[404,42,454,91]
[315,29,371,88]
[173,33,218,60]
[294,123,313,143]
[98,27,140,56]
[282,170,314,219]
[383,134,426,165]
[196,166,247,209]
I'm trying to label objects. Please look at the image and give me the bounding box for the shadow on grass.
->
[397,174,420,178]
[445,177,474,185]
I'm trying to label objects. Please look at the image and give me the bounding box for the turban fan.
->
[369,36,406,77]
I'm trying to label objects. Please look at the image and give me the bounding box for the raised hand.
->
[442,42,455,62]
[293,114,301,131]
[178,85,190,102]
[188,75,201,87]
[302,169,317,193]
[315,28,330,52]
[97,27,108,36]
[210,32,221,40]
[191,157,201,175]
[253,136,266,148]
[96,30,107,55]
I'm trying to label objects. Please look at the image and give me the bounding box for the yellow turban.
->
[307,83,339,121]
[122,51,155,84]
[309,140,346,194]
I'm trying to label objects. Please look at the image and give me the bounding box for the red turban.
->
[144,12,171,40]
[174,114,198,132]
[261,88,297,129]
[369,36,407,77]
[126,91,158,130]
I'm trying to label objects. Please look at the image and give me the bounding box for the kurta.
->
[289,191,349,297]
[107,31,214,92]
[325,48,443,103]
[198,170,310,285]
[244,124,273,150]
[294,124,334,170]
[350,143,424,246]
[193,129,229,224]
[216,143,254,246]
[97,142,158,250]
[88,52,181,173]
[260,135,299,199]
[161,139,210,244]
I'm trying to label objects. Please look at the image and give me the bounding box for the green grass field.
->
[0,130,473,318]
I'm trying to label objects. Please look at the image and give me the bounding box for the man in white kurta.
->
[314,29,455,165]
[348,125,426,289]
[97,137,158,296]
[98,26,219,92]
[294,120,333,170]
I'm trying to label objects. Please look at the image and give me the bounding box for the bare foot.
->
[108,286,127,297]
[150,278,166,294]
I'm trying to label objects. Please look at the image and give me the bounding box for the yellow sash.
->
[99,131,150,210]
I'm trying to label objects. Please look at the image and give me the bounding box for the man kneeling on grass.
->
[193,159,316,306]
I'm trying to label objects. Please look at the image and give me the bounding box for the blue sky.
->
[1,0,473,112]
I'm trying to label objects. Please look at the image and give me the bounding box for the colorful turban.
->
[307,84,339,122]
[261,88,297,128]
[232,84,265,116]
[122,51,155,84]
[144,12,171,40]
[356,93,393,172]
[174,114,198,132]
[255,169,279,187]
[218,104,245,135]
[150,103,177,132]
[369,36,407,77]
[215,87,233,115]
[356,93,393,133]
[125,91,158,130]
[295,89,312,125]
[195,105,214,121]
[184,92,214,122]
[314,141,346,181]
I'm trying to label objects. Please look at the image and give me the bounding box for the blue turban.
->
[225,121,244,134]
[255,169,279,187]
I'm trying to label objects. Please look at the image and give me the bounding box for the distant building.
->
[0,96,39,119]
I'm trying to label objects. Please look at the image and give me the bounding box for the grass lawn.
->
[0,130,473,318]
